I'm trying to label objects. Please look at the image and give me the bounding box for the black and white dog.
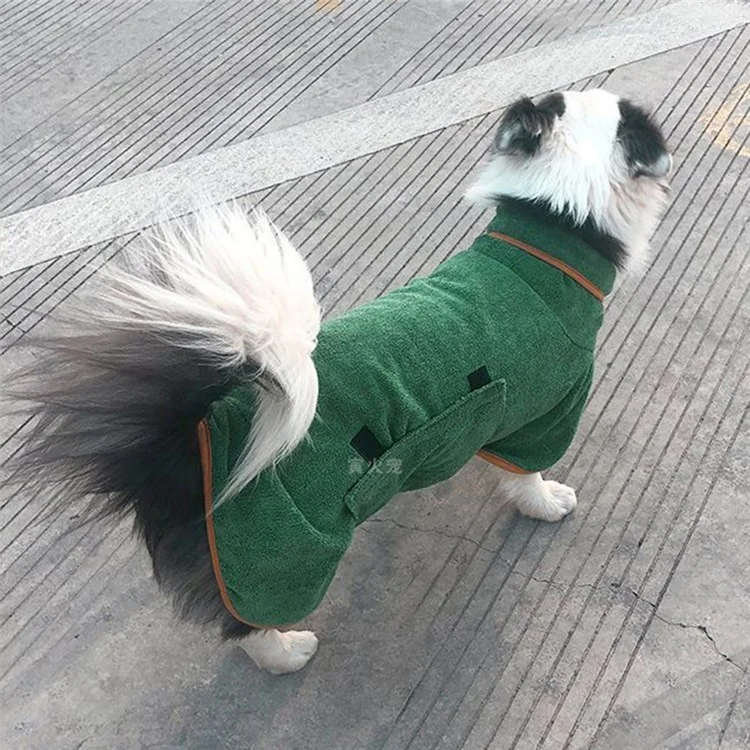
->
[5,90,671,675]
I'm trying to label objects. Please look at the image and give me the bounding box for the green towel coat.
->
[204,203,615,627]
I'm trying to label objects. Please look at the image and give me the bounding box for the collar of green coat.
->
[484,202,617,298]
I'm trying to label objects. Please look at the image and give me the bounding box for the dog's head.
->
[467,89,672,273]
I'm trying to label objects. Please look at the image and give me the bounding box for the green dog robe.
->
[200,203,615,627]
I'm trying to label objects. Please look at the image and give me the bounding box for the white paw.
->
[240,629,319,675]
[520,480,577,523]
[276,630,319,674]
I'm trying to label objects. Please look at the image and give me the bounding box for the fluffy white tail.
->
[103,204,321,502]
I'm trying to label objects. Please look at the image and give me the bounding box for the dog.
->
[5,89,671,675]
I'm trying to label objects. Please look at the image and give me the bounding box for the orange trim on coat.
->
[485,231,606,303]
[197,419,259,629]
[476,449,534,474]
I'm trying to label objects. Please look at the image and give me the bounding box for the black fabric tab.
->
[351,426,386,462]
[468,366,491,391]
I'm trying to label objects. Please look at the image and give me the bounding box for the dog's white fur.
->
[102,205,321,504]
[466,89,670,274]
[240,628,320,675]
[497,471,578,522]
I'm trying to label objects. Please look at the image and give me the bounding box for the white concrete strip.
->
[1,0,749,275]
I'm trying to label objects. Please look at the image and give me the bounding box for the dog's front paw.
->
[240,628,319,675]
[519,480,577,523]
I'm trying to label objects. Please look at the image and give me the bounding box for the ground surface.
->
[1,1,750,748]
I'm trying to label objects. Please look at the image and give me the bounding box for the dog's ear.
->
[617,99,671,178]
[494,93,565,156]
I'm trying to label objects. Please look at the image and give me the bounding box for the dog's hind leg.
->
[496,469,577,522]
[238,629,319,675]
